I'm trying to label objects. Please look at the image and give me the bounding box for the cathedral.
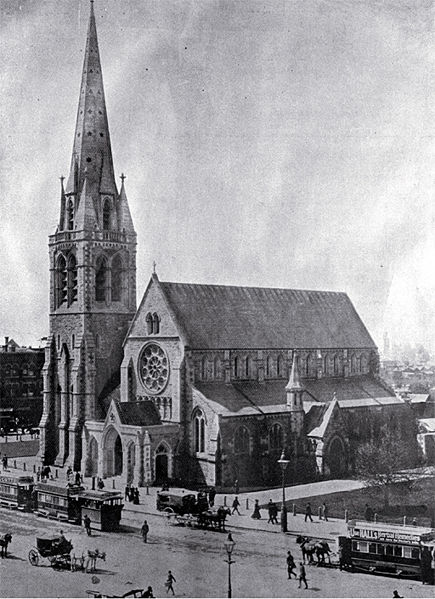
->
[39,2,420,489]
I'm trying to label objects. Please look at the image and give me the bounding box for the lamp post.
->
[224,532,236,598]
[278,449,290,533]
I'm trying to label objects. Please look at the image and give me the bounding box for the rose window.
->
[139,343,169,393]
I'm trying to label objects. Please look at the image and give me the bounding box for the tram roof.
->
[348,519,435,536]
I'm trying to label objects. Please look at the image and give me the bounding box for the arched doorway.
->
[88,436,98,477]
[104,428,123,477]
[155,444,169,484]
[126,442,135,485]
[326,437,347,478]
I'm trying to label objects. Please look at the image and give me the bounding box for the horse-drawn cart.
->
[28,535,73,569]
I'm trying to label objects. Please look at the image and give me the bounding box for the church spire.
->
[66,0,116,197]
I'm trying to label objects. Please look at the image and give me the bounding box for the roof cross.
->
[120,173,126,184]
[153,261,157,274]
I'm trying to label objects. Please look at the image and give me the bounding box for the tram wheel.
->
[28,549,39,566]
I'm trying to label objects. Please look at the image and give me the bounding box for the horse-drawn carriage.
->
[28,535,74,569]
[157,490,230,531]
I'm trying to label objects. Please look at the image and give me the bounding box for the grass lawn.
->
[286,476,435,527]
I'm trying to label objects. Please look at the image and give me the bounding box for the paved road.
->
[0,508,432,598]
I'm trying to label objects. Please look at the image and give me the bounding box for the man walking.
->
[322,502,328,522]
[165,570,176,595]
[305,502,313,522]
[298,562,308,589]
[287,551,297,579]
[83,514,92,536]
[231,496,241,515]
[141,519,149,543]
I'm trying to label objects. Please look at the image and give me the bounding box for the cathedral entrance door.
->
[104,427,123,478]
[88,436,98,477]
[155,445,169,484]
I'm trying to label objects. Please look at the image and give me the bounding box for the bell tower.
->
[39,1,137,469]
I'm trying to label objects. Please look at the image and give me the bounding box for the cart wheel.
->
[163,507,175,523]
[28,549,39,566]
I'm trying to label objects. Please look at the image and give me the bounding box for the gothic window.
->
[152,312,160,334]
[350,354,357,373]
[146,312,153,334]
[201,356,207,380]
[323,354,329,375]
[193,410,205,453]
[111,254,123,302]
[277,354,283,377]
[360,354,367,373]
[266,355,272,377]
[233,356,239,378]
[95,255,108,302]
[128,361,135,402]
[103,199,111,230]
[56,255,68,307]
[67,254,78,305]
[333,355,340,376]
[22,363,28,376]
[234,426,250,454]
[244,356,251,378]
[67,199,74,230]
[214,357,222,379]
[269,423,283,450]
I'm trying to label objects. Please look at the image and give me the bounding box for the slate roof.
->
[159,281,376,350]
[194,375,394,418]
[115,400,161,426]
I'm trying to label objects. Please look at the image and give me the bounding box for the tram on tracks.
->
[0,471,35,511]
[34,481,83,523]
[338,519,435,581]
[75,489,124,531]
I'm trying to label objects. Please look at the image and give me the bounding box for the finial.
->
[60,176,65,194]
[332,391,337,402]
[152,261,157,274]
[120,173,126,184]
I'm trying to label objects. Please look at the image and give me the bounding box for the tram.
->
[0,471,35,510]
[338,520,435,581]
[75,489,124,531]
[34,481,83,523]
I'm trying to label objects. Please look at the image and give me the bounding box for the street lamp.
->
[278,449,290,533]
[224,532,236,598]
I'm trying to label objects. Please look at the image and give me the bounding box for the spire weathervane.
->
[153,261,157,274]
[120,173,126,184]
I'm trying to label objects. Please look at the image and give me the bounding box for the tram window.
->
[394,546,402,557]
[352,541,358,551]
[411,548,419,559]
[385,545,394,556]
[369,543,377,554]
[377,545,385,555]
[403,547,412,559]
[359,542,369,553]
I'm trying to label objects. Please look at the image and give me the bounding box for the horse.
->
[296,535,332,565]
[71,552,86,571]
[0,534,12,558]
[85,549,106,573]
[197,507,230,531]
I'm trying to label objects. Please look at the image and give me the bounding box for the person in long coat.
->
[251,499,261,519]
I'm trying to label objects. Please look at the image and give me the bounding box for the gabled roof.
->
[159,281,376,349]
[302,375,394,403]
[115,400,161,426]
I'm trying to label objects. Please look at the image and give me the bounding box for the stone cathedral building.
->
[39,3,420,489]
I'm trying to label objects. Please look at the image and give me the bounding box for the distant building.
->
[0,337,44,429]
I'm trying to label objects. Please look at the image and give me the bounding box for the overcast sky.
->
[1,0,434,351]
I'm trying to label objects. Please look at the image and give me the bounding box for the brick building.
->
[40,3,420,489]
[0,337,44,429]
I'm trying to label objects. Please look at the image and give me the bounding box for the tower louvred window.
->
[67,254,78,305]
[103,199,111,230]
[67,199,74,230]
[111,254,122,302]
[95,255,108,301]
[56,255,68,307]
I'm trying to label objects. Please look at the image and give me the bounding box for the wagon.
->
[28,535,73,568]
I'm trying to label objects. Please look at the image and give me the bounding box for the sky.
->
[1,0,434,352]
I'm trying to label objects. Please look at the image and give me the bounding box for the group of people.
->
[286,550,308,589]
[125,484,140,504]
[66,466,83,486]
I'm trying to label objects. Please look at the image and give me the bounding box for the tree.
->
[355,425,420,510]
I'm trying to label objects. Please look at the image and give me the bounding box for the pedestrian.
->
[268,499,278,524]
[304,502,313,522]
[66,466,73,481]
[143,586,154,597]
[233,478,239,495]
[322,502,328,522]
[364,503,373,522]
[83,514,92,536]
[2,455,8,470]
[165,570,176,595]
[125,484,130,501]
[134,487,140,504]
[208,487,216,507]
[97,477,105,490]
[251,499,261,519]
[75,471,82,485]
[287,551,297,579]
[141,519,149,543]
[298,562,308,589]
[231,496,241,515]
[36,466,41,482]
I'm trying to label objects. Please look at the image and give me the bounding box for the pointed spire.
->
[74,177,98,230]
[66,0,116,197]
[286,354,302,391]
[117,173,136,234]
